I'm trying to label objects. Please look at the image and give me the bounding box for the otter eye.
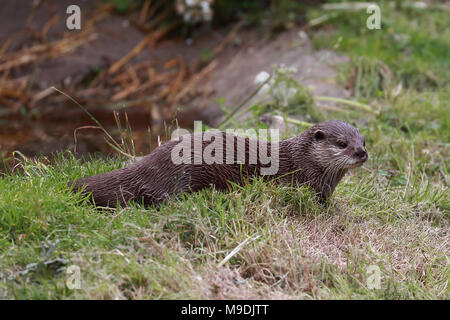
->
[337,141,347,149]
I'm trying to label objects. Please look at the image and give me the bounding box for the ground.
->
[0,1,448,299]
[0,1,346,159]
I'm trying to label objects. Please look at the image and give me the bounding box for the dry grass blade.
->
[139,0,152,24]
[218,235,260,267]
[314,96,375,113]
[41,14,59,40]
[0,34,97,72]
[172,60,218,104]
[30,87,55,107]
[108,22,179,75]
[0,38,12,58]
[213,21,244,56]
[167,56,187,102]
[52,87,132,158]
[108,33,156,75]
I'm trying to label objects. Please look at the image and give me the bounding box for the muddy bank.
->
[0,1,347,163]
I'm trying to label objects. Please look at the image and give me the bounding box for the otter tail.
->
[69,167,137,207]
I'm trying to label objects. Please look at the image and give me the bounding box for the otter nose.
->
[354,148,367,160]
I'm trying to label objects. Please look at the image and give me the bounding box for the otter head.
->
[309,120,368,171]
[291,120,368,200]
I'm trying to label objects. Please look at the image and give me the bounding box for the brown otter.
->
[70,120,367,207]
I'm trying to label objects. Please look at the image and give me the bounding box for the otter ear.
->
[314,130,325,141]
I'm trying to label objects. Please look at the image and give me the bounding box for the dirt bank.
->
[0,1,347,160]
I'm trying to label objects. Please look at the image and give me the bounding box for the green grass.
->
[0,1,449,299]
[310,1,450,91]
[0,88,448,299]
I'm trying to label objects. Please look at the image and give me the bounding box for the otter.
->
[70,120,367,207]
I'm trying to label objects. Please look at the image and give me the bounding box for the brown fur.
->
[70,120,367,207]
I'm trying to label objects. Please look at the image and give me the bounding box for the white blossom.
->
[176,0,214,23]
[254,71,270,85]
[259,83,271,95]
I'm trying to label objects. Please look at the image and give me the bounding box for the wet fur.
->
[70,121,367,207]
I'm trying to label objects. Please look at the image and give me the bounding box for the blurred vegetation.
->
[105,0,322,28]
[104,0,448,93]
[310,1,450,91]
[0,0,448,299]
